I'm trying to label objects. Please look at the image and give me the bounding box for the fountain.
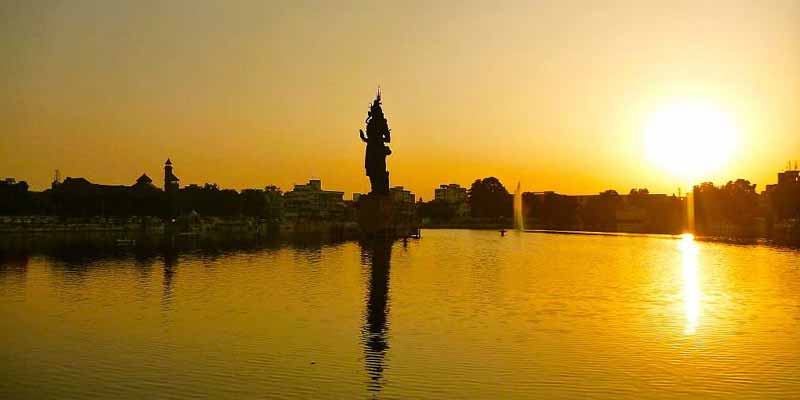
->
[513,182,524,231]
[686,190,695,234]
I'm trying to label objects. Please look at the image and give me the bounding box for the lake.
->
[1,230,798,399]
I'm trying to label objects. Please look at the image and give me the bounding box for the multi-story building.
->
[766,169,800,193]
[283,180,345,220]
[434,183,470,217]
[390,186,415,204]
[764,166,800,223]
[434,184,467,203]
[389,186,417,223]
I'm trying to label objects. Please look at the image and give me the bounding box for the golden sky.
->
[2,1,798,199]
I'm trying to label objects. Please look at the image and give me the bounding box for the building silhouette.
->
[434,183,470,217]
[283,179,346,220]
[764,164,800,235]
[48,173,163,217]
[134,174,156,190]
[164,159,180,193]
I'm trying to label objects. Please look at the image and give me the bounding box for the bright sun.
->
[644,101,738,181]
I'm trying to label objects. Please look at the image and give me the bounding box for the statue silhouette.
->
[359,89,391,194]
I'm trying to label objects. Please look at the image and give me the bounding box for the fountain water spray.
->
[513,182,524,231]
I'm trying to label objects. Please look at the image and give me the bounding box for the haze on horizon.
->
[2,0,798,199]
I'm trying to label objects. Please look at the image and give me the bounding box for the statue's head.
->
[365,89,388,133]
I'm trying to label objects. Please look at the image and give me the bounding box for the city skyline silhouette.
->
[3,1,799,198]
[3,2,800,399]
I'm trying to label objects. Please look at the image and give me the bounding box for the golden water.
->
[1,231,798,399]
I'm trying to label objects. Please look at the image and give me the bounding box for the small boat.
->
[115,239,136,246]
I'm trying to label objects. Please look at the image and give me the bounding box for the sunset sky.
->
[2,1,798,199]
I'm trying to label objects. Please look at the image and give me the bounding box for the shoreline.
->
[424,226,798,247]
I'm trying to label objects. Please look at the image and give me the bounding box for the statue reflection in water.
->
[360,239,393,393]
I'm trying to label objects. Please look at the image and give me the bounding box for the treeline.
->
[419,175,800,238]
[0,181,284,219]
[418,177,684,233]
[524,189,684,233]
[0,181,35,215]
[693,180,759,236]
[694,179,800,238]
[174,184,283,219]
[418,177,512,224]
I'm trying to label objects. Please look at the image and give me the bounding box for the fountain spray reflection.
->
[679,234,701,334]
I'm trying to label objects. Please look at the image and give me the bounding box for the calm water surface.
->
[1,230,799,399]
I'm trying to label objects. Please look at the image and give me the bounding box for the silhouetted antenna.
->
[53,169,60,184]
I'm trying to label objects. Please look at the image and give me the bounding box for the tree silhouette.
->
[693,179,759,236]
[468,177,512,219]
[418,199,455,223]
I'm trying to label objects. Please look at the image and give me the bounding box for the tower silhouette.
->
[164,159,179,193]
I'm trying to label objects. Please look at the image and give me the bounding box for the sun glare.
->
[644,101,738,182]
[679,233,702,335]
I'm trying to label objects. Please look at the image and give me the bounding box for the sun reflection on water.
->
[679,234,701,334]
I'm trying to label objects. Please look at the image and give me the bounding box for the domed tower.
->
[164,158,180,193]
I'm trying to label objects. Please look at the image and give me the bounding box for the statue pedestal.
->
[358,193,419,238]
[358,193,397,238]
